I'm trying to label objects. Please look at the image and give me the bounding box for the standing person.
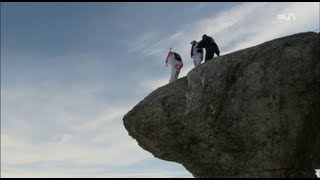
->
[196,34,220,61]
[165,49,183,83]
[190,40,204,67]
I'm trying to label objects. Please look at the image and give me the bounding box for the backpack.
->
[173,52,182,61]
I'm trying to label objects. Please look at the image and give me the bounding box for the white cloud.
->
[131,2,318,57]
[194,2,210,10]
[139,77,168,91]
[69,106,130,132]
[1,76,152,174]
[132,2,318,90]
[128,3,267,59]
[1,132,191,177]
[194,2,268,36]
[223,2,319,54]
[1,82,146,166]
[128,31,162,53]
[60,133,72,143]
[1,127,149,166]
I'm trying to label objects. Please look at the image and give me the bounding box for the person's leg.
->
[205,50,214,61]
[198,53,204,65]
[194,53,201,66]
[198,53,204,66]
[173,60,183,82]
[174,70,180,81]
[170,65,175,83]
[193,57,197,67]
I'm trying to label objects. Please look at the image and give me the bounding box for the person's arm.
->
[196,40,204,49]
[190,44,194,58]
[165,52,173,67]
[214,42,220,57]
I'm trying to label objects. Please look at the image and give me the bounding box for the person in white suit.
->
[190,40,204,67]
[165,49,183,83]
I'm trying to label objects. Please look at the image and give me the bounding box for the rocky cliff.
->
[123,32,320,177]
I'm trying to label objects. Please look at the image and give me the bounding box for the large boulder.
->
[123,32,320,177]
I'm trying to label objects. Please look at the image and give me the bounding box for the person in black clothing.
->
[196,34,220,61]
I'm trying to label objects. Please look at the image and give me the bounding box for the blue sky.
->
[1,2,319,178]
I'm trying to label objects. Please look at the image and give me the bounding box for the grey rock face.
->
[123,32,320,177]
